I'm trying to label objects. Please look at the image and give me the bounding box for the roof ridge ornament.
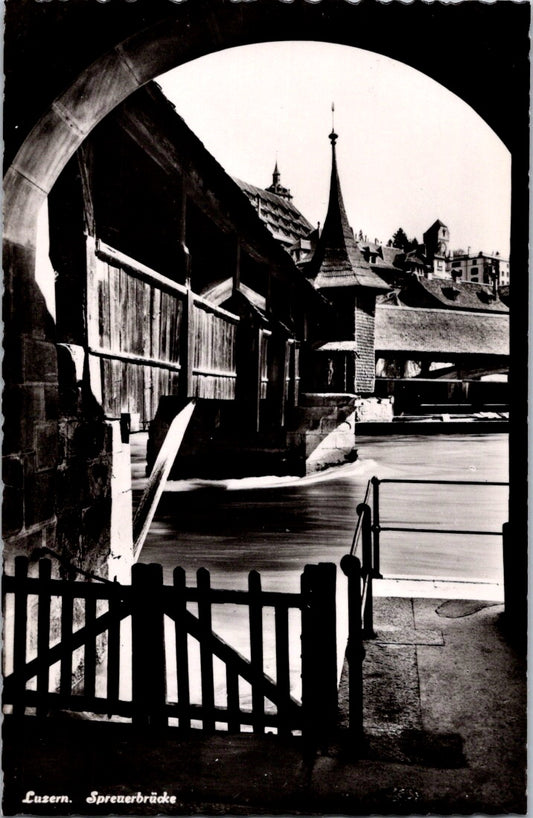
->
[329,101,338,146]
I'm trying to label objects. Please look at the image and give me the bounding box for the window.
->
[470,266,478,275]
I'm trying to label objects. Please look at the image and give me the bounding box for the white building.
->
[449,250,510,286]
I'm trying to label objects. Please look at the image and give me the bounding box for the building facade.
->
[449,250,510,286]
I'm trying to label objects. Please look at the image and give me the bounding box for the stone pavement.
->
[2,593,526,816]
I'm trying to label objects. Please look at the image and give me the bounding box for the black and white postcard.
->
[2,1,528,815]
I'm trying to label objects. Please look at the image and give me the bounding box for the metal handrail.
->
[371,476,508,539]
[349,479,372,557]
[379,526,502,536]
[377,478,508,487]
[341,473,508,748]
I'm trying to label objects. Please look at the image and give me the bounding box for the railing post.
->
[502,521,527,649]
[131,562,167,729]
[340,554,365,749]
[360,504,375,639]
[371,476,383,578]
[301,563,337,753]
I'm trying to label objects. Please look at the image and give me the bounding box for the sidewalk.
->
[3,592,526,816]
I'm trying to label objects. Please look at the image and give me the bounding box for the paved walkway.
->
[3,592,526,815]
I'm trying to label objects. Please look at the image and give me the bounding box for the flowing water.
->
[132,432,508,716]
[137,432,508,591]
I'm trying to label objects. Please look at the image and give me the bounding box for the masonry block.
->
[24,466,56,528]
[4,238,57,341]
[34,421,59,471]
[81,500,112,574]
[44,383,59,418]
[3,384,46,454]
[2,456,24,536]
[55,508,83,571]
[71,420,109,462]
[86,458,112,501]
[44,521,57,551]
[3,528,47,573]
[22,336,58,384]
[56,460,87,511]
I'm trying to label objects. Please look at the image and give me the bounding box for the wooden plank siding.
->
[190,297,238,400]
[259,329,271,401]
[86,238,238,426]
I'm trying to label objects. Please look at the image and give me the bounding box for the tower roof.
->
[265,160,292,201]
[309,128,388,290]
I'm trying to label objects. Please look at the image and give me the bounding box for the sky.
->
[158,42,511,258]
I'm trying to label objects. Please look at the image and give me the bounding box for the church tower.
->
[307,115,388,393]
[265,161,293,201]
[423,219,450,278]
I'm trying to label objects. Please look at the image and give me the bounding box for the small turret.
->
[266,160,292,201]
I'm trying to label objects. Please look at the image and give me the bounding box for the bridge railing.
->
[340,474,509,748]
[369,476,509,580]
[340,479,376,746]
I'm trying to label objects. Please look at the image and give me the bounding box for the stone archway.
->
[4,1,528,248]
[3,0,528,599]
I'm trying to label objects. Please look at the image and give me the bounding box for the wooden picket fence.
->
[2,558,338,744]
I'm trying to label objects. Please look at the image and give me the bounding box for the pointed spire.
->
[309,112,388,291]
[266,158,292,201]
[321,118,357,253]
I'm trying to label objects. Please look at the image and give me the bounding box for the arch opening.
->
[2,2,527,588]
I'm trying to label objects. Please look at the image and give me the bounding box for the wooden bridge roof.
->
[234,179,314,250]
[375,305,509,358]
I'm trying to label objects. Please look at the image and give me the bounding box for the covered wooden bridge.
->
[374,305,509,414]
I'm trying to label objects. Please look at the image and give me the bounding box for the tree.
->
[390,229,420,252]
[391,227,409,250]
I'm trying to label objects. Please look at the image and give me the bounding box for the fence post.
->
[173,567,191,730]
[360,504,375,639]
[131,562,167,728]
[340,554,365,749]
[248,570,265,735]
[301,563,337,753]
[197,567,215,732]
[36,559,52,717]
[12,556,29,717]
[371,476,383,578]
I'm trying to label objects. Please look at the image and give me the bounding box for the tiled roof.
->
[306,139,388,291]
[360,242,404,273]
[399,277,508,313]
[234,178,314,248]
[375,305,509,357]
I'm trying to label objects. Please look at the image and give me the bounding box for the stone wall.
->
[3,337,133,583]
[353,396,394,423]
[3,236,61,569]
[354,293,376,393]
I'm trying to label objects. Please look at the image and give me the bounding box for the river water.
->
[137,432,508,591]
[133,432,508,712]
